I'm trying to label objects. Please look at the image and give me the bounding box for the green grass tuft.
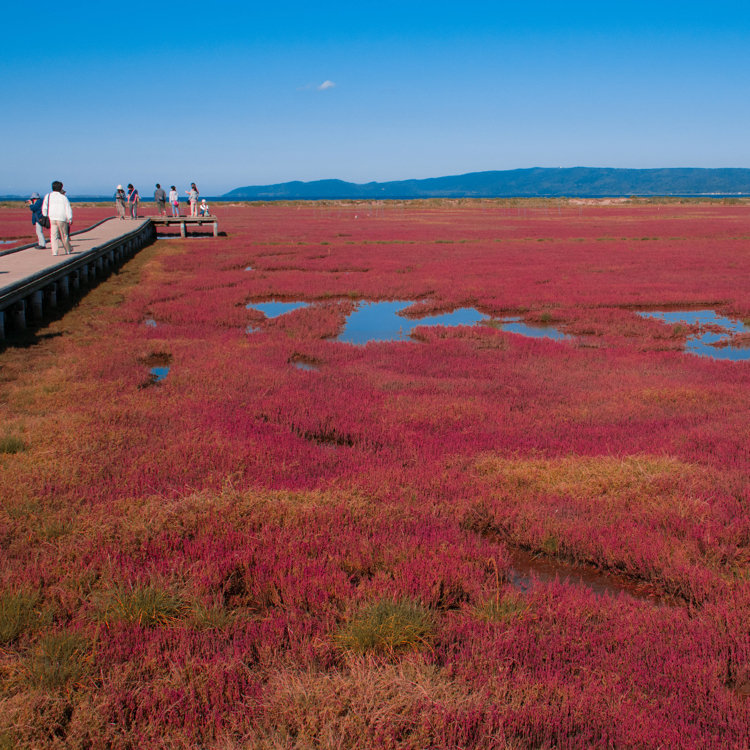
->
[475,592,529,623]
[0,436,27,454]
[337,599,435,655]
[0,590,48,644]
[27,631,90,689]
[98,584,185,626]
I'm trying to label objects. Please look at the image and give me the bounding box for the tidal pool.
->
[337,300,488,344]
[638,310,750,360]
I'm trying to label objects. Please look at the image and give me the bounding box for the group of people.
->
[27,181,73,256]
[28,178,212,256]
[116,182,209,219]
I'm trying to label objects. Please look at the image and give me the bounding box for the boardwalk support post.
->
[30,291,44,320]
[57,276,70,301]
[13,301,26,331]
[44,284,57,310]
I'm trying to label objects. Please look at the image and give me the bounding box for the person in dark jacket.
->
[27,192,46,248]
[127,184,140,219]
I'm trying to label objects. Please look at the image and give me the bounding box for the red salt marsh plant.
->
[1,201,750,747]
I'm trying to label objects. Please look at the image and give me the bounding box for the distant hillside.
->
[223,167,750,200]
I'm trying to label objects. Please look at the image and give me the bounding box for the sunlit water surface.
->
[246,299,570,345]
[638,310,750,361]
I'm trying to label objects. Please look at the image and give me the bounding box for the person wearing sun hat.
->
[27,191,46,248]
[114,185,127,219]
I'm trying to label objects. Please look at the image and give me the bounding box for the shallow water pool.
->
[337,301,488,344]
[638,310,750,361]
[247,301,309,318]
[497,316,570,341]
[150,366,170,382]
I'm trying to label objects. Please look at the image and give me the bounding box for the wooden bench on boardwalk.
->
[150,215,219,237]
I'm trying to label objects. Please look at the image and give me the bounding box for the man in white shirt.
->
[42,181,73,256]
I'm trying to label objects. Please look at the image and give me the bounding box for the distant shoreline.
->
[4,194,750,205]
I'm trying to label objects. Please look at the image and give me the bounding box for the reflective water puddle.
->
[638,310,750,360]
[245,298,570,344]
[507,548,669,604]
[144,318,157,328]
[496,316,570,341]
[293,361,318,371]
[245,266,253,271]
[150,366,170,382]
[247,301,309,318]
[337,300,488,344]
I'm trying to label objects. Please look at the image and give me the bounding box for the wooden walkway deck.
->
[150,215,219,236]
[0,218,155,340]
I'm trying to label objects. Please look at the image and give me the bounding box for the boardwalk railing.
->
[0,218,156,340]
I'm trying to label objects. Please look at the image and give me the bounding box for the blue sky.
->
[4,1,750,195]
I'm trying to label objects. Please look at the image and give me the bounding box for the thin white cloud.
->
[317,80,336,91]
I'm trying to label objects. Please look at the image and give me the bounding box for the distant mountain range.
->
[223,167,750,200]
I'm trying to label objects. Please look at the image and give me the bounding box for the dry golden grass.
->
[474,453,705,502]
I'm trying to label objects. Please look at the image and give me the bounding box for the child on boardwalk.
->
[169,186,179,216]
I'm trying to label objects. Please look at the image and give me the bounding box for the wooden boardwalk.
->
[0,218,155,340]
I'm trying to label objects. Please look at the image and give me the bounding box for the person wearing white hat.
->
[114,185,127,219]
[27,192,46,248]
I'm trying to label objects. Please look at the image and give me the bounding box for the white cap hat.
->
[117,184,123,190]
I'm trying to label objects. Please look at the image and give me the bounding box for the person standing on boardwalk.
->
[127,184,140,218]
[169,186,179,216]
[186,183,199,217]
[114,185,127,219]
[27,192,47,248]
[42,181,73,256]
[154,183,167,216]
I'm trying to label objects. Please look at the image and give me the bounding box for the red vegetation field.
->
[1,200,749,748]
